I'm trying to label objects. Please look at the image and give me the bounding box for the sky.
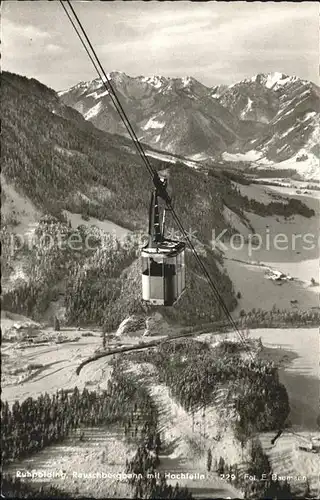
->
[2,1,319,91]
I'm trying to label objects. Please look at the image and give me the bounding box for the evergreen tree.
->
[302,478,312,499]
[218,456,225,475]
[54,316,60,332]
[207,448,212,472]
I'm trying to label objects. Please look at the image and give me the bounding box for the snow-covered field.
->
[225,259,318,313]
[223,182,320,312]
[1,319,112,405]
[1,311,153,405]
[232,181,289,205]
[1,173,130,244]
[2,173,319,497]
[197,328,319,496]
[1,311,40,334]
[220,181,320,497]
[222,150,263,162]
[259,152,319,182]
[126,323,320,497]
[145,149,202,170]
[142,116,165,130]
[250,328,318,393]
[63,210,130,240]
[1,175,40,237]
[265,181,320,200]
[222,129,319,181]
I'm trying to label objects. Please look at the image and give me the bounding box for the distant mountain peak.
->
[137,74,201,90]
[58,71,129,96]
[58,81,88,96]
[246,72,300,90]
[139,74,167,89]
[180,76,196,87]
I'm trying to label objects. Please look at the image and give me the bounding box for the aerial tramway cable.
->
[59,0,253,359]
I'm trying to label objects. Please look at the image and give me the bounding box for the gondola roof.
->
[142,239,186,256]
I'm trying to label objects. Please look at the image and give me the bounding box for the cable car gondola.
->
[141,177,186,306]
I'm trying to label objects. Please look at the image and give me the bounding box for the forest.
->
[2,67,318,500]
[2,216,102,319]
[125,340,316,499]
[2,212,236,328]
[5,209,318,331]
[2,335,315,499]
[1,357,192,499]
[1,362,158,464]
[238,307,320,328]
[238,195,315,218]
[126,446,193,499]
[127,338,289,442]
[1,476,71,499]
[2,71,246,240]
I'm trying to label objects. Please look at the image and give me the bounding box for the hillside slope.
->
[1,71,243,327]
[1,71,153,229]
[1,71,247,234]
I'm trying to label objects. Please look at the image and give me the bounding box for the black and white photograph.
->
[1,1,319,499]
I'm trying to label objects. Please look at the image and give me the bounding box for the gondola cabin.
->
[142,240,186,306]
[141,176,186,306]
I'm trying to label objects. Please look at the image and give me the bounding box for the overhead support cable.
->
[60,1,163,188]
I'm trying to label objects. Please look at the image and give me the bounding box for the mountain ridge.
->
[59,70,249,157]
[59,71,318,96]
[59,71,320,179]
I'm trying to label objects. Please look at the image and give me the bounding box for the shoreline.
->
[253,329,319,430]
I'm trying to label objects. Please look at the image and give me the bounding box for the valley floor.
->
[223,181,320,314]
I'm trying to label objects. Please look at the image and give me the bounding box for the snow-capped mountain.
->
[59,71,319,179]
[248,72,301,91]
[212,72,314,124]
[213,80,279,124]
[58,72,258,157]
[208,73,319,179]
[238,75,320,178]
